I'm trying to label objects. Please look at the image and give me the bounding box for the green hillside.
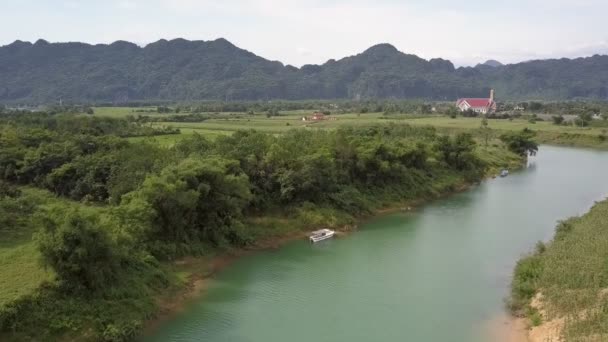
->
[2,39,608,103]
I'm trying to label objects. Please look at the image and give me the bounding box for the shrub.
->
[552,115,565,125]
[35,207,121,292]
[510,254,543,313]
[101,321,142,342]
[500,129,539,156]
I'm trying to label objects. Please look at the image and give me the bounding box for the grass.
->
[401,116,604,135]
[511,199,608,339]
[93,107,160,118]
[95,107,608,149]
[475,143,523,174]
[0,188,56,307]
[0,187,177,342]
[0,240,52,307]
[127,134,188,147]
[403,117,608,148]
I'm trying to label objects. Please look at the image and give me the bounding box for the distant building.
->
[456,89,497,114]
[513,105,525,111]
[302,112,336,121]
[311,112,325,120]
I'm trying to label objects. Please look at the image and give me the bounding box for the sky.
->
[1,0,607,67]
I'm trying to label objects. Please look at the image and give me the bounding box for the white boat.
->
[500,169,509,177]
[309,229,335,243]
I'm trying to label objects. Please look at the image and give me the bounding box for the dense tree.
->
[575,113,593,127]
[434,133,481,171]
[1,109,493,260]
[0,113,179,202]
[552,115,565,125]
[35,207,121,291]
[120,157,252,258]
[500,129,539,156]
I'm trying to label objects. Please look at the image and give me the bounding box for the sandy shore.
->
[484,312,529,342]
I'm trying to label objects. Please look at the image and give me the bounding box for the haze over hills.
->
[1,38,608,104]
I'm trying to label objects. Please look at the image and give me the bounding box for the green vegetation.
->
[510,199,608,340]
[499,129,539,156]
[92,105,608,150]
[0,187,54,307]
[0,107,524,341]
[2,39,608,103]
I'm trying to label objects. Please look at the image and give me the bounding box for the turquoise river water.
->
[145,146,608,342]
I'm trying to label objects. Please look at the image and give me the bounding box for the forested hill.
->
[2,38,608,103]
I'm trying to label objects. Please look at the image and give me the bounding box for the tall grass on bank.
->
[510,199,608,339]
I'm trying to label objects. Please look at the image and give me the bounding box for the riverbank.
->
[509,198,608,341]
[534,130,608,150]
[406,117,608,151]
[143,150,524,336]
[0,122,524,341]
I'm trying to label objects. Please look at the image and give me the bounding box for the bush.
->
[327,186,373,214]
[552,115,565,125]
[120,157,252,258]
[529,309,543,326]
[35,207,121,292]
[434,133,480,171]
[500,129,539,156]
[510,254,543,313]
[101,321,142,342]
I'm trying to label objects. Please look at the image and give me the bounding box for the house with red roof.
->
[456,89,497,114]
[302,112,337,121]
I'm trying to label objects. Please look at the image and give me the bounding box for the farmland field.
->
[95,107,608,148]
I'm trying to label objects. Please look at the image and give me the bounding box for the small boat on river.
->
[500,169,509,177]
[309,229,335,243]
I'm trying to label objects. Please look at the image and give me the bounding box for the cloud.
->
[116,1,137,10]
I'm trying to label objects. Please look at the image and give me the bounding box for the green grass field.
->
[93,106,159,118]
[0,242,52,307]
[95,107,608,147]
[402,116,602,134]
[0,188,55,307]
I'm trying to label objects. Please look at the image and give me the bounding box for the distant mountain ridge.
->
[1,38,607,103]
[479,59,504,67]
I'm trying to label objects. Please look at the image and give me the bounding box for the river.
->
[144,146,608,342]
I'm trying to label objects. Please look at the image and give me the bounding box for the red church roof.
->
[457,98,493,108]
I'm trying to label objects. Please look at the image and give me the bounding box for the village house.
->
[302,112,338,121]
[456,89,497,114]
